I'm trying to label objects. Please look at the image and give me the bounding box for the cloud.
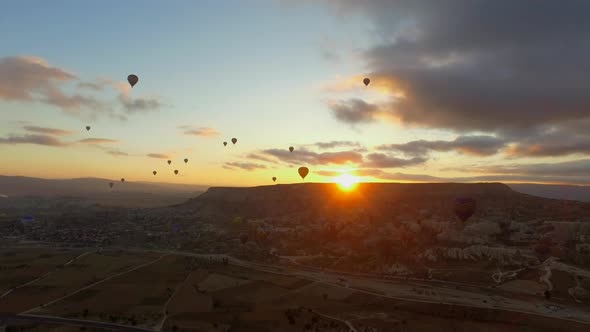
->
[77,138,119,145]
[107,150,129,157]
[23,125,73,136]
[119,95,163,114]
[147,153,170,159]
[363,153,427,168]
[330,99,380,124]
[246,153,279,164]
[224,162,267,171]
[179,126,221,137]
[313,140,361,149]
[465,159,590,178]
[262,148,363,165]
[378,135,507,157]
[0,56,163,120]
[0,56,75,101]
[0,56,110,117]
[320,1,590,141]
[0,134,68,147]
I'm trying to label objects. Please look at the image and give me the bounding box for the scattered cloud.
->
[147,153,170,159]
[363,153,427,168]
[107,150,129,157]
[463,159,590,178]
[77,138,119,145]
[179,126,221,137]
[262,148,363,165]
[119,95,163,114]
[330,98,380,124]
[0,134,68,147]
[23,125,73,136]
[224,162,267,171]
[313,140,361,149]
[246,153,279,164]
[378,135,507,158]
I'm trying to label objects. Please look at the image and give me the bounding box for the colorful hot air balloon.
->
[184,158,188,164]
[167,160,172,165]
[120,178,125,183]
[363,78,370,86]
[109,182,114,188]
[289,146,294,152]
[153,171,157,175]
[127,74,139,88]
[231,138,237,145]
[223,141,227,146]
[85,126,91,131]
[174,170,179,175]
[453,197,476,222]
[298,167,309,180]
[272,177,277,182]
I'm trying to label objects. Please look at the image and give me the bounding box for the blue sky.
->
[1,1,589,186]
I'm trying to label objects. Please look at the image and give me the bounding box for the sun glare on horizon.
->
[334,173,359,191]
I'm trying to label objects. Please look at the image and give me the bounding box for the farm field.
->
[0,249,160,313]
[1,249,588,332]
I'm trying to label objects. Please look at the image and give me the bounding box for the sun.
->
[334,174,359,191]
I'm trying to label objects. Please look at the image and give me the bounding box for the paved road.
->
[0,313,156,332]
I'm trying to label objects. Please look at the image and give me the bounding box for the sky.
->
[1,0,590,186]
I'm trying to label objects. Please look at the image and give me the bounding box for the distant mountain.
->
[509,183,590,202]
[0,175,208,208]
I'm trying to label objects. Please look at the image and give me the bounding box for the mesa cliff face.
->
[180,182,590,223]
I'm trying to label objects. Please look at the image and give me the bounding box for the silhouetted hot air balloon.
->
[231,138,237,145]
[127,74,139,88]
[174,170,179,175]
[272,177,277,182]
[85,126,91,131]
[363,78,370,86]
[240,233,249,245]
[223,142,227,146]
[184,158,188,164]
[109,182,114,188]
[120,178,125,183]
[289,146,294,152]
[298,167,309,180]
[167,160,172,165]
[153,171,157,175]
[453,197,476,222]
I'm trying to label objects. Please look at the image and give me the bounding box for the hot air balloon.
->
[289,146,294,152]
[184,158,188,164]
[231,138,237,145]
[167,160,172,165]
[298,167,309,180]
[174,170,179,175]
[363,78,370,86]
[240,233,249,245]
[153,171,157,175]
[109,182,114,188]
[272,177,277,182]
[127,74,139,88]
[223,142,227,146]
[120,178,125,183]
[85,126,91,131]
[453,197,476,222]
